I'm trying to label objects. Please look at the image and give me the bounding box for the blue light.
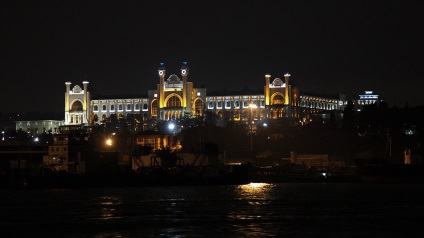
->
[182,61,187,65]
[160,62,165,66]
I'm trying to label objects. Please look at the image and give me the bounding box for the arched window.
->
[110,105,115,111]
[102,105,106,111]
[151,99,158,116]
[272,94,284,105]
[71,101,83,111]
[234,110,240,119]
[166,95,181,107]
[93,105,98,111]
[195,99,203,116]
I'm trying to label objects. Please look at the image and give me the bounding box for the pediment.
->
[167,74,181,84]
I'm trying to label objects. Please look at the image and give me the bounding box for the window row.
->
[207,100,265,109]
[93,103,148,112]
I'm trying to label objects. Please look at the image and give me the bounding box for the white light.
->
[263,123,267,127]
[168,123,175,131]
[154,94,157,98]
[159,71,164,75]
[197,92,201,96]
[182,69,186,74]
[34,137,39,142]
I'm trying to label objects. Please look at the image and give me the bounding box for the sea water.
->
[1,183,423,237]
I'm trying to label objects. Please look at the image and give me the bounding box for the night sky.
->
[1,1,423,114]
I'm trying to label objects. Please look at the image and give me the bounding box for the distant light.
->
[197,92,201,96]
[284,72,291,77]
[160,62,165,66]
[182,61,187,65]
[263,123,267,127]
[106,138,112,146]
[182,69,187,74]
[34,137,39,142]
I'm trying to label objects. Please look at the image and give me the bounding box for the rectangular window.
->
[208,102,214,109]
[110,105,115,111]
[225,101,231,108]
[217,101,222,108]
[118,104,123,111]
[126,104,131,111]
[135,103,140,110]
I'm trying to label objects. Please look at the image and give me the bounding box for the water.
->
[1,183,424,237]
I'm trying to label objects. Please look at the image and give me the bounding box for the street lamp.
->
[249,103,258,162]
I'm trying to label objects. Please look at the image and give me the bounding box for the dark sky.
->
[1,1,423,114]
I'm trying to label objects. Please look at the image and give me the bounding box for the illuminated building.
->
[64,62,362,128]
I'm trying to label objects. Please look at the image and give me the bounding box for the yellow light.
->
[106,138,112,146]
[248,182,266,188]
[249,103,257,109]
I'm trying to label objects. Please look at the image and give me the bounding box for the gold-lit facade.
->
[64,62,348,127]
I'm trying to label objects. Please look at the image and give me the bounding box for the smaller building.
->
[15,120,64,135]
[355,91,380,110]
[134,130,169,152]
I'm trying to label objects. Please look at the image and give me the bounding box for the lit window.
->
[166,96,181,107]
[243,101,248,107]
[151,100,158,116]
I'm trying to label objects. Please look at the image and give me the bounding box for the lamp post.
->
[168,122,176,149]
[249,103,257,163]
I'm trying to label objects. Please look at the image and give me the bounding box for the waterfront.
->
[1,183,424,237]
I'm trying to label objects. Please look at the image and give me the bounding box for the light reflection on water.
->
[1,183,424,237]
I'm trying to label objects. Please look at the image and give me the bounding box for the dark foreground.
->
[1,183,424,237]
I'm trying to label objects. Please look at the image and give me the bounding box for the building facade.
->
[66,62,350,128]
